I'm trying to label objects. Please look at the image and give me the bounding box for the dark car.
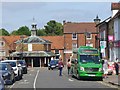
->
[48,60,59,70]
[17,60,27,74]
[0,63,15,85]
[0,75,4,90]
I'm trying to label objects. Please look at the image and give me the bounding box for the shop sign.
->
[108,35,114,42]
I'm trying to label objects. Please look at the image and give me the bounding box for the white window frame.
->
[72,33,77,40]
[72,43,77,48]
[86,33,92,40]
[54,49,60,55]
[86,43,93,47]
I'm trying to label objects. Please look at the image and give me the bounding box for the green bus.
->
[70,46,103,80]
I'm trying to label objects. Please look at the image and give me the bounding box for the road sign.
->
[100,41,106,49]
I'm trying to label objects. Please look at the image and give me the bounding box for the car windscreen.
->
[18,61,25,65]
[50,60,56,64]
[0,64,7,70]
[80,55,100,64]
[3,62,16,67]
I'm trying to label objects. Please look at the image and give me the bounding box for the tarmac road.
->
[5,67,118,90]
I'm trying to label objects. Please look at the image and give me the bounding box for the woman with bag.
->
[67,59,71,75]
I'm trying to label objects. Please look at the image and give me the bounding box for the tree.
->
[0,28,10,36]
[44,20,63,36]
[37,29,46,36]
[11,26,31,36]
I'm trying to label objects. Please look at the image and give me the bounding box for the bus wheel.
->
[76,72,80,80]
[98,77,103,81]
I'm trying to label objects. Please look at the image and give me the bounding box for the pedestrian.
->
[58,59,64,76]
[114,58,119,75]
[67,59,71,75]
[103,58,108,78]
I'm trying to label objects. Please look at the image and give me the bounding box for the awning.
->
[10,51,56,57]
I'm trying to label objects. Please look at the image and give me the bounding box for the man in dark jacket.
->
[58,59,64,76]
[114,58,119,75]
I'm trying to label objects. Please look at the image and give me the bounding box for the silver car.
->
[0,75,4,90]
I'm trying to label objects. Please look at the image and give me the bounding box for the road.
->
[6,67,118,89]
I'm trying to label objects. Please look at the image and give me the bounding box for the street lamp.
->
[20,35,24,60]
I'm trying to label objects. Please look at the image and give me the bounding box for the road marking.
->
[97,81,118,88]
[68,78,74,82]
[10,83,15,88]
[33,70,39,90]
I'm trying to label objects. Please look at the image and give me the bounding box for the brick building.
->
[63,21,98,63]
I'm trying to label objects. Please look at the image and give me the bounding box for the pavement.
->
[103,74,120,87]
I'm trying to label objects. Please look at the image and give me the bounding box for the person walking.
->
[103,58,108,78]
[114,58,119,75]
[58,59,64,76]
[67,59,71,75]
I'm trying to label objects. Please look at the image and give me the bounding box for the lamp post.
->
[20,35,24,60]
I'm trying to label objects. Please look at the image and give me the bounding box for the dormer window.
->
[0,41,5,47]
[72,33,77,40]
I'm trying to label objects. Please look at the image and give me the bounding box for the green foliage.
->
[37,29,46,36]
[44,20,63,36]
[0,28,10,36]
[11,26,31,36]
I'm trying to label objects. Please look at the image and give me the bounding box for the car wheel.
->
[48,68,50,70]
[25,69,27,74]
[12,74,15,83]
[17,71,21,80]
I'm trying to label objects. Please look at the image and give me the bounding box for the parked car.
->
[48,60,59,70]
[107,62,115,75]
[1,60,23,80]
[17,60,27,74]
[0,75,4,90]
[0,63,15,85]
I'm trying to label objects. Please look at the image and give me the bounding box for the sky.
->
[0,0,119,33]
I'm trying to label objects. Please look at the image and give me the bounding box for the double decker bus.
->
[70,46,103,80]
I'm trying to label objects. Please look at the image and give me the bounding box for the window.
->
[86,33,92,39]
[72,33,77,40]
[86,43,93,47]
[72,43,77,48]
[55,49,59,54]
[0,41,5,47]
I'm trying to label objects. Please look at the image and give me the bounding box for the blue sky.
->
[1,2,119,33]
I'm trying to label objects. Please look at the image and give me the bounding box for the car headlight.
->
[48,64,50,66]
[80,67,84,71]
[99,68,102,72]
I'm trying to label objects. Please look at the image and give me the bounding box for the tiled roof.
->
[111,3,120,10]
[1,35,64,50]
[63,22,97,33]
[0,36,22,50]
[41,36,64,49]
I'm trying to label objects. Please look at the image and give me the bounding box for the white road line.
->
[97,81,118,88]
[10,83,15,88]
[68,78,74,82]
[33,70,39,90]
